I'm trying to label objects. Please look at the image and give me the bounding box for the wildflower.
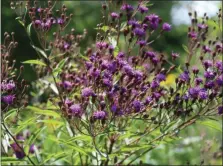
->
[145,14,160,30]
[188,31,197,39]
[198,89,208,100]
[171,52,179,59]
[195,78,203,85]
[203,45,211,53]
[29,144,35,154]
[218,106,223,115]
[179,71,190,82]
[137,40,146,47]
[156,73,166,82]
[117,52,125,59]
[121,4,134,12]
[133,28,145,38]
[204,70,215,79]
[10,143,25,159]
[111,12,119,19]
[57,18,65,25]
[62,81,73,89]
[189,86,201,98]
[123,64,135,76]
[145,51,156,58]
[69,104,82,117]
[81,87,95,97]
[216,75,223,86]
[145,96,153,105]
[2,95,15,105]
[93,111,106,120]
[128,20,141,28]
[1,80,16,91]
[197,23,207,29]
[203,60,213,69]
[204,81,215,89]
[139,5,148,14]
[162,23,171,31]
[132,100,143,112]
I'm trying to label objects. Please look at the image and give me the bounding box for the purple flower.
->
[145,51,156,58]
[2,95,15,105]
[111,12,119,19]
[10,143,25,159]
[93,111,106,120]
[216,75,223,86]
[162,23,171,31]
[137,40,146,47]
[156,73,166,82]
[189,86,201,98]
[107,61,117,73]
[203,60,213,69]
[151,57,159,64]
[218,106,223,114]
[195,78,203,85]
[117,52,125,59]
[150,80,159,88]
[111,104,118,113]
[171,52,179,59]
[145,14,160,30]
[57,18,64,25]
[81,87,95,97]
[65,99,73,106]
[205,81,215,89]
[197,23,207,29]
[192,66,199,74]
[134,70,143,80]
[203,45,211,53]
[179,71,190,82]
[85,61,93,70]
[123,64,134,76]
[133,28,145,38]
[102,78,112,87]
[128,20,141,28]
[198,89,208,100]
[188,31,197,39]
[64,43,70,49]
[152,92,161,100]
[90,68,100,78]
[215,61,223,72]
[34,20,41,26]
[204,70,215,79]
[1,80,16,91]
[62,81,73,89]
[69,104,82,117]
[121,4,134,12]
[29,144,35,154]
[145,96,153,105]
[132,100,143,112]
[139,5,148,14]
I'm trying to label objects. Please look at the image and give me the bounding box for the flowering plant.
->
[1,1,222,165]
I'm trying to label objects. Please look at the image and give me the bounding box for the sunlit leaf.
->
[22,60,46,66]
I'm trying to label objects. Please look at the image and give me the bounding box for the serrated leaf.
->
[27,106,60,118]
[22,60,46,66]
[31,45,48,59]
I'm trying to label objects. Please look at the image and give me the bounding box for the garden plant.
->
[1,0,222,165]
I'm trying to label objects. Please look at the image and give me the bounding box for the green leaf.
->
[66,135,91,143]
[197,120,222,132]
[15,117,37,134]
[27,23,32,37]
[53,58,67,76]
[4,109,17,121]
[22,60,46,66]
[27,106,61,118]
[16,17,25,27]
[78,54,89,61]
[31,45,48,59]
[1,157,27,164]
[182,44,190,54]
[37,119,64,126]
[28,126,47,146]
[120,144,152,152]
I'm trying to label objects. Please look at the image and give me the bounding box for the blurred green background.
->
[1,1,222,165]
